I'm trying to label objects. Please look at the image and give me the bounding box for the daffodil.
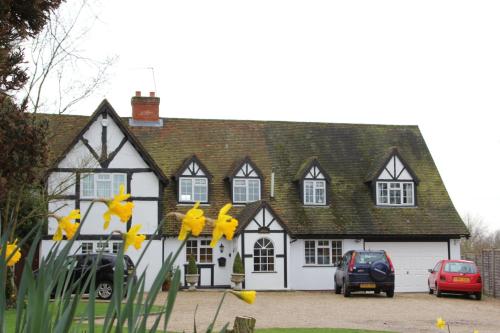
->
[473,330,479,333]
[436,317,446,330]
[210,203,238,248]
[124,224,146,251]
[178,202,206,240]
[4,240,21,267]
[230,290,256,304]
[53,209,81,241]
[103,184,134,229]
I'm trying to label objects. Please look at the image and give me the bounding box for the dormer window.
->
[175,156,212,204]
[367,148,419,207]
[228,158,263,204]
[295,157,331,206]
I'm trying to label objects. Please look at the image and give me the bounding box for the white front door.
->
[364,241,448,292]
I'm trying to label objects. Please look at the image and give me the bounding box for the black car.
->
[334,250,395,298]
[65,253,135,300]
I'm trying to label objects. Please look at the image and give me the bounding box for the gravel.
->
[151,290,500,333]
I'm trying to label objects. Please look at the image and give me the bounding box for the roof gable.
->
[49,99,168,184]
[365,147,419,184]
[294,157,331,182]
[173,155,213,180]
[227,156,264,180]
[236,201,290,235]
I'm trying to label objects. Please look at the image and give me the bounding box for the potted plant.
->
[185,255,199,291]
[231,252,245,290]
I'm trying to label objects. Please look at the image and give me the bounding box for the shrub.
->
[187,254,198,275]
[233,252,244,274]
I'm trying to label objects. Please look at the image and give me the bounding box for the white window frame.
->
[304,240,343,266]
[178,177,208,203]
[96,241,110,253]
[376,181,414,206]
[253,238,275,272]
[185,239,213,263]
[80,173,127,199]
[81,242,93,254]
[232,178,261,203]
[303,180,326,205]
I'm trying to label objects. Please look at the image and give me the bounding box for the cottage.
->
[41,92,469,292]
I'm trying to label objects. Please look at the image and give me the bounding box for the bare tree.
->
[20,0,116,114]
[461,214,494,255]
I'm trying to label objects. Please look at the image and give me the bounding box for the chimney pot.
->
[135,91,141,97]
[149,91,155,97]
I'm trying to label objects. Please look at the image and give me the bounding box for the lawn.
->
[4,301,162,331]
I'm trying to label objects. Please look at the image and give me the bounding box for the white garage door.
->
[364,242,448,292]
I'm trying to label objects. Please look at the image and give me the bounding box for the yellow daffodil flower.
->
[230,290,256,304]
[124,224,146,251]
[178,202,206,240]
[436,317,446,330]
[473,330,479,333]
[4,240,21,267]
[53,209,81,241]
[210,203,238,248]
[103,184,134,229]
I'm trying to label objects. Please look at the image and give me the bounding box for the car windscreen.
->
[443,262,477,274]
[355,252,388,265]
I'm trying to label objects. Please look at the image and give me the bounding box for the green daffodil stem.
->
[207,290,228,333]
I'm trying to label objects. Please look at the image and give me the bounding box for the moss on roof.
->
[39,111,469,238]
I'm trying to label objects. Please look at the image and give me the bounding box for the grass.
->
[4,301,163,331]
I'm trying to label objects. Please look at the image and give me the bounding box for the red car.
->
[428,259,482,300]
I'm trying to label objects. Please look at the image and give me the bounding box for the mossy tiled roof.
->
[41,109,468,238]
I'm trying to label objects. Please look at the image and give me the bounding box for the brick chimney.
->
[131,91,160,122]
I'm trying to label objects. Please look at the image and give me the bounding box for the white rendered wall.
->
[82,115,103,155]
[48,200,76,235]
[40,239,163,291]
[131,201,158,234]
[106,117,125,152]
[289,239,362,290]
[58,141,99,169]
[131,172,159,197]
[47,172,76,196]
[450,239,461,259]
[108,142,148,168]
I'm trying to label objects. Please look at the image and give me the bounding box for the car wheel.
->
[334,280,341,294]
[386,288,394,298]
[97,280,113,300]
[343,280,351,297]
[436,283,442,298]
[428,282,434,295]
[475,292,482,301]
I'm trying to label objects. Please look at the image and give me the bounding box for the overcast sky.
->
[51,1,500,231]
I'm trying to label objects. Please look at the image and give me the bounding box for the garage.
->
[364,241,449,292]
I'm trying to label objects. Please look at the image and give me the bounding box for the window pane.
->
[233,179,247,202]
[81,174,94,197]
[180,178,193,202]
[113,174,126,195]
[403,183,413,204]
[377,182,388,204]
[186,240,197,261]
[317,240,330,265]
[199,240,213,263]
[82,242,93,254]
[304,181,314,204]
[254,238,274,272]
[194,178,207,202]
[305,240,315,264]
[389,182,401,204]
[315,181,325,204]
[331,240,342,264]
[247,179,260,202]
[96,174,112,198]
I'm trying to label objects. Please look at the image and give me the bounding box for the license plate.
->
[360,283,376,289]
[453,277,470,283]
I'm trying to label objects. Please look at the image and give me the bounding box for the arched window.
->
[253,238,274,272]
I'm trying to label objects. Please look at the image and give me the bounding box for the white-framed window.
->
[253,238,274,272]
[81,242,93,254]
[304,180,326,205]
[376,181,414,206]
[112,242,120,254]
[304,240,343,266]
[179,177,208,203]
[96,241,110,253]
[80,173,126,199]
[233,179,261,203]
[186,239,213,263]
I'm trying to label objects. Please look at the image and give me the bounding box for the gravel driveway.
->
[151,291,500,333]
